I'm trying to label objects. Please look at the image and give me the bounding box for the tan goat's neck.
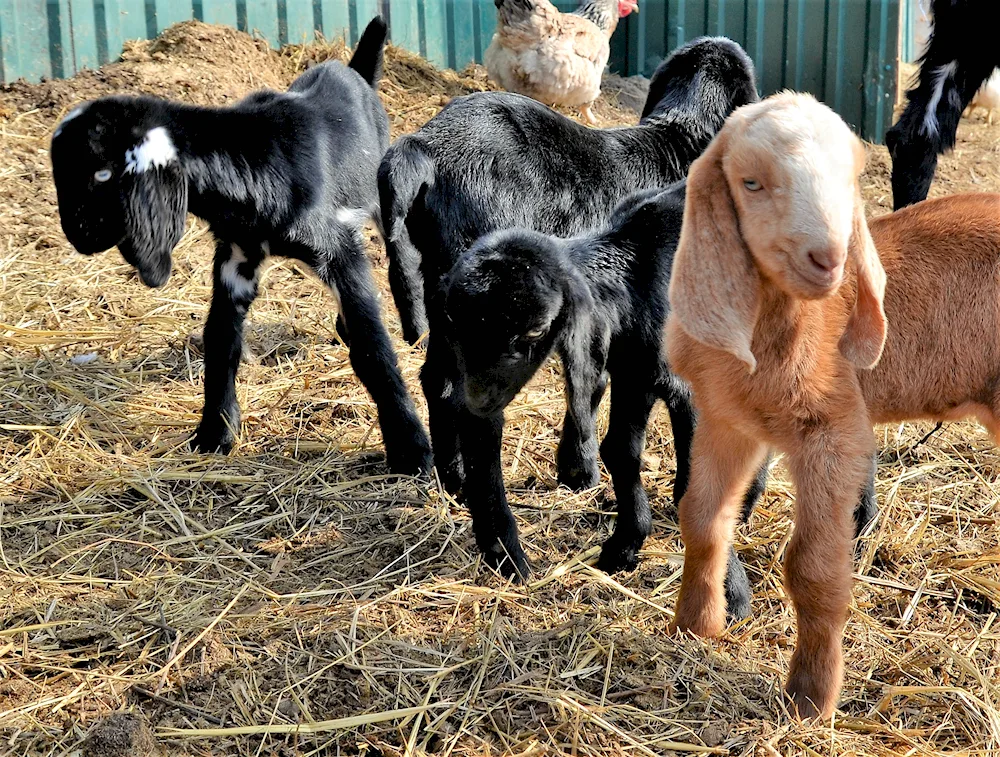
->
[752,279,849,386]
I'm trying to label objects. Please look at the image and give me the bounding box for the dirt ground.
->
[2,22,999,757]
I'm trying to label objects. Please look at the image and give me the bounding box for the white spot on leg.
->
[53,104,88,137]
[221,243,258,301]
[125,126,178,173]
[922,60,958,137]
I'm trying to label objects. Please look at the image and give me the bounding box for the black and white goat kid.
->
[50,17,432,474]
[886,0,1000,209]
[443,184,876,614]
[379,36,759,494]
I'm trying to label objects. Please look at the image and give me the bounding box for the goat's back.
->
[861,193,1000,425]
[395,92,670,277]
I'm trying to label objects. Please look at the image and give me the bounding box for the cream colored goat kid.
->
[665,91,1000,719]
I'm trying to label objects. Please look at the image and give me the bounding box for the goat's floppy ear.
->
[119,161,188,288]
[838,192,887,368]
[669,132,761,372]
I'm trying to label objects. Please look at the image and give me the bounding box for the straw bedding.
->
[1,21,999,757]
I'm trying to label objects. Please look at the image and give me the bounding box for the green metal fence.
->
[0,0,899,141]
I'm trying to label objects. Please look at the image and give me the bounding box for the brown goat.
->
[664,91,1000,720]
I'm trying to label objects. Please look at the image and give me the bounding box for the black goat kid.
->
[50,18,431,474]
[443,185,877,617]
[886,0,1000,209]
[379,36,758,494]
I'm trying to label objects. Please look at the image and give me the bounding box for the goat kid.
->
[440,184,780,614]
[51,18,432,475]
[886,0,1000,208]
[667,91,1000,720]
[379,36,758,496]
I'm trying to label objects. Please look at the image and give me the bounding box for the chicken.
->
[484,0,639,125]
[964,68,1000,125]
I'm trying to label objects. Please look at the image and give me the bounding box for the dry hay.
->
[1,20,999,757]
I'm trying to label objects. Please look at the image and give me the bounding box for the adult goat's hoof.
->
[192,415,238,454]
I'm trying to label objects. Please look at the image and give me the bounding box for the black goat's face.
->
[443,235,566,417]
[885,125,937,210]
[50,98,188,287]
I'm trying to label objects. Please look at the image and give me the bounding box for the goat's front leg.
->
[459,407,529,581]
[421,330,465,492]
[671,416,766,638]
[665,378,771,521]
[783,423,874,720]
[193,241,264,453]
[318,236,432,476]
[556,356,608,490]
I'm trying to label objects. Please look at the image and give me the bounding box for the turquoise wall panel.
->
[0,0,900,141]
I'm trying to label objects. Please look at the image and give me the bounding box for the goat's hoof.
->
[671,597,727,638]
[853,496,878,538]
[483,542,530,583]
[596,540,640,574]
[723,556,752,621]
[557,465,600,491]
[386,441,433,477]
[192,424,236,454]
[436,463,465,495]
[401,326,428,348]
[784,677,833,721]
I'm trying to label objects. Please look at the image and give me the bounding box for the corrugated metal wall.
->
[610,1,901,143]
[0,0,899,141]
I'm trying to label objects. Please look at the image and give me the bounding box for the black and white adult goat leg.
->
[443,184,877,609]
[886,0,1000,209]
[51,17,432,474]
[378,36,759,494]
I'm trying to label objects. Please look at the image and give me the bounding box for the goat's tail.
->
[378,138,435,345]
[349,16,388,88]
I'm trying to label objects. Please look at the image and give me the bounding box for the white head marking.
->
[124,127,178,173]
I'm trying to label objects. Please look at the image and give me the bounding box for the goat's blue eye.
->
[743,178,762,192]
[94,168,113,183]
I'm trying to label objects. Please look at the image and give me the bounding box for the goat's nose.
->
[806,247,846,273]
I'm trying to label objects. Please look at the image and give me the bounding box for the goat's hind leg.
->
[597,379,656,574]
[193,240,264,454]
[557,362,608,490]
[314,233,432,476]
